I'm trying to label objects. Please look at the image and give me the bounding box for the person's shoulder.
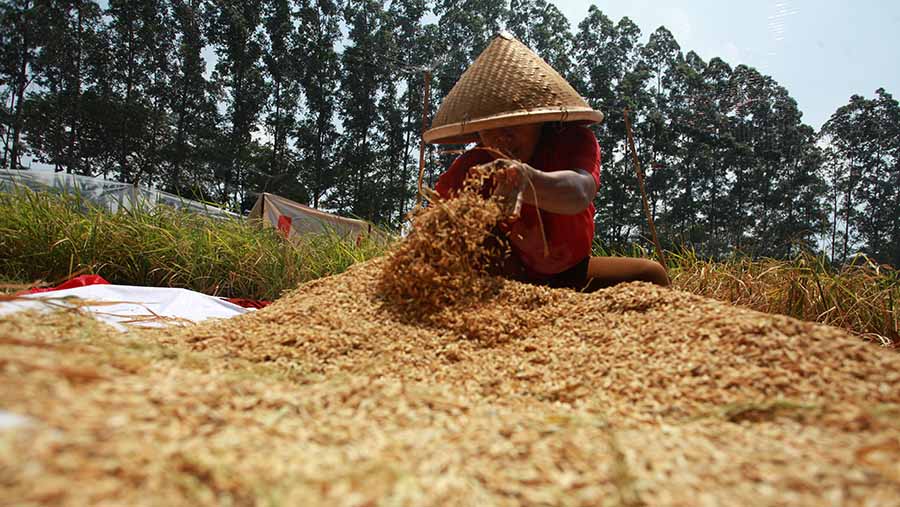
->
[543,123,600,183]
[437,146,501,198]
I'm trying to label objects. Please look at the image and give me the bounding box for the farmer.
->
[424,32,669,291]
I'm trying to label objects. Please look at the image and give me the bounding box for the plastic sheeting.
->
[0,284,251,331]
[0,169,237,218]
[0,411,31,430]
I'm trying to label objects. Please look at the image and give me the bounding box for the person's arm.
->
[495,161,597,215]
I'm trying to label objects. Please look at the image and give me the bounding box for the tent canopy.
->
[249,192,376,241]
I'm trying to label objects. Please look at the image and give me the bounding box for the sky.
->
[550,0,900,130]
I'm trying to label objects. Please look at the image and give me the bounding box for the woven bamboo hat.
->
[424,32,603,145]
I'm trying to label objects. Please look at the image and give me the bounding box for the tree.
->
[105,0,174,184]
[261,0,300,182]
[163,0,220,198]
[295,0,340,209]
[331,0,395,221]
[331,0,374,216]
[206,0,269,210]
[573,8,645,249]
[700,57,740,257]
[664,50,711,247]
[366,0,433,226]
[23,0,106,175]
[822,89,900,265]
[637,27,682,245]
[0,0,37,170]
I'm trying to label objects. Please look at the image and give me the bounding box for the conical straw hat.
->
[424,32,603,145]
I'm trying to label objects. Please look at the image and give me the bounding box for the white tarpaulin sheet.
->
[0,284,251,331]
[0,169,237,218]
[0,411,30,430]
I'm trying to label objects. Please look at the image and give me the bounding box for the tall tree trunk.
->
[2,92,13,165]
[9,0,32,170]
[172,81,189,190]
[842,161,857,261]
[270,78,282,175]
[228,59,245,206]
[831,181,838,262]
[120,17,135,180]
[66,2,84,174]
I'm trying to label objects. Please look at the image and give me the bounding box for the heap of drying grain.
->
[378,160,512,312]
[3,161,900,506]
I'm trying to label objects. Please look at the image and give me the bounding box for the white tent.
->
[0,169,237,218]
[248,192,376,242]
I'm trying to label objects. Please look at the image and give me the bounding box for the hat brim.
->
[424,107,604,145]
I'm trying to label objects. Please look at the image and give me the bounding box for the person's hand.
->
[492,159,533,218]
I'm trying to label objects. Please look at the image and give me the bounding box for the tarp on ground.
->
[248,192,376,242]
[0,169,237,219]
[0,283,251,331]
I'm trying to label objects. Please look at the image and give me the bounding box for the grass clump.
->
[590,241,898,346]
[0,187,387,300]
[669,248,899,347]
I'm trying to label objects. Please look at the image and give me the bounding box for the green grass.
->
[0,187,387,300]
[3,188,897,346]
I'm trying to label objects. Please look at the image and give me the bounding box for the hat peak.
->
[425,30,603,144]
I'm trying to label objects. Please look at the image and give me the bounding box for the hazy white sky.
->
[548,0,900,129]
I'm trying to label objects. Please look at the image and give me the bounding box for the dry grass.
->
[670,250,899,347]
[5,184,896,346]
[3,177,900,506]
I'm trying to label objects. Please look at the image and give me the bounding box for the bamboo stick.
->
[416,70,433,210]
[624,108,669,279]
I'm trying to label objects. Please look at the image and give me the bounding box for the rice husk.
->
[2,180,900,506]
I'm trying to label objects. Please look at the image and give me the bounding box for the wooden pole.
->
[624,108,669,277]
[415,69,432,210]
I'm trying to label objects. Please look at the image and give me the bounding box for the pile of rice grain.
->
[378,162,511,312]
[3,173,900,506]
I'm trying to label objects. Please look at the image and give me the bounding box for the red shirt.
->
[436,124,601,277]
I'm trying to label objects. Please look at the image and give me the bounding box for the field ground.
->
[2,259,899,506]
[2,189,898,505]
